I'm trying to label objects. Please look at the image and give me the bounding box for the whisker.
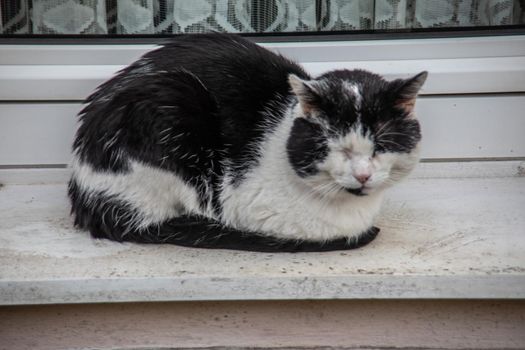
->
[377,139,406,149]
[376,131,410,138]
[375,119,394,135]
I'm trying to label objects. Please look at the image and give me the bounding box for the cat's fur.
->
[69,34,427,252]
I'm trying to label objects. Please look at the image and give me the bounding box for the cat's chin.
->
[344,187,367,196]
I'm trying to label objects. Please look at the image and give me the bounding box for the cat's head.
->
[287,69,427,198]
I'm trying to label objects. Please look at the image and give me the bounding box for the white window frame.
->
[0,35,524,100]
[0,34,524,166]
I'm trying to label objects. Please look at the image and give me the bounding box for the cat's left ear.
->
[391,71,428,116]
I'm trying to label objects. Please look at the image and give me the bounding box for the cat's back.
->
[133,34,310,152]
[87,34,310,137]
[144,34,309,105]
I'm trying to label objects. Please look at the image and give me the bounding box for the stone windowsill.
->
[0,161,524,305]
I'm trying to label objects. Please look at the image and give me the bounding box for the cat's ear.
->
[288,74,321,115]
[391,71,428,115]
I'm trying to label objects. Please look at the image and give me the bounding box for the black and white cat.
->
[69,34,427,252]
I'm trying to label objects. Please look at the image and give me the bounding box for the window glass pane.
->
[1,0,523,36]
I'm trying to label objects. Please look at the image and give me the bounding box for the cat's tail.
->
[117,216,380,252]
[99,215,379,253]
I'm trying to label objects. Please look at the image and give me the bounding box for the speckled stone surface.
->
[1,163,524,305]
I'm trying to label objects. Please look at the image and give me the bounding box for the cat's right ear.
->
[288,74,320,116]
[390,71,428,115]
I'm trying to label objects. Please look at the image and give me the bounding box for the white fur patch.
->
[321,124,375,190]
[343,81,362,110]
[71,156,212,230]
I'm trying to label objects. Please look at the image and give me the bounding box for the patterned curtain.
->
[1,0,523,35]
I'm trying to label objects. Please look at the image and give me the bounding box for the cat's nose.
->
[355,174,370,184]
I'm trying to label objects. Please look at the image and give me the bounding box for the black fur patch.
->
[68,179,139,241]
[137,34,309,185]
[287,118,329,177]
[374,118,421,154]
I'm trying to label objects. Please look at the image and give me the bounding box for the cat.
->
[69,34,427,252]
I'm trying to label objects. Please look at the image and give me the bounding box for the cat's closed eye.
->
[342,148,353,159]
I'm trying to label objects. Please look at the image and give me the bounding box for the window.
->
[1,0,523,37]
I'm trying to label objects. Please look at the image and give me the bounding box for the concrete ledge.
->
[0,161,524,305]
